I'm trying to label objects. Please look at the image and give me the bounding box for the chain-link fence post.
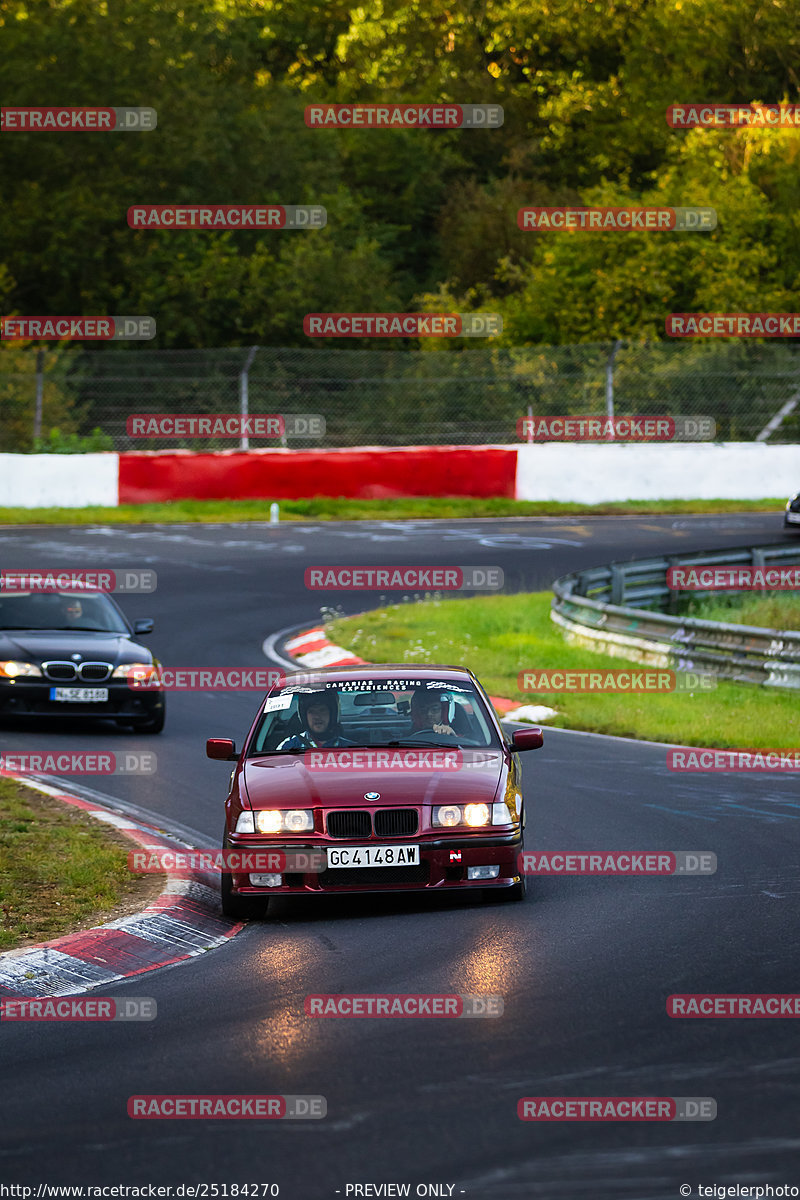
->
[605,339,622,420]
[239,345,258,450]
[33,348,45,443]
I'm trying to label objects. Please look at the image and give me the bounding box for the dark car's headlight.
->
[112,663,157,681]
[0,661,42,678]
[236,809,314,834]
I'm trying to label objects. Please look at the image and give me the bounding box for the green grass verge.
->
[682,592,800,630]
[327,592,797,748]
[0,496,788,525]
[0,777,163,950]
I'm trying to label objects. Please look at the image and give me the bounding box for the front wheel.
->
[221,868,269,921]
[136,706,166,734]
[493,874,527,902]
[504,875,527,901]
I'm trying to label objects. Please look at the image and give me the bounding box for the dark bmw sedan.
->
[0,590,165,732]
[208,664,542,918]
[785,492,800,530]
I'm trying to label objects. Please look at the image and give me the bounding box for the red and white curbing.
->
[281,627,557,721]
[0,777,241,999]
[283,627,366,670]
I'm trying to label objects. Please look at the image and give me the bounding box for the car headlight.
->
[112,663,157,682]
[235,811,256,833]
[464,803,491,827]
[493,787,522,827]
[283,809,314,832]
[433,803,492,828]
[434,804,462,828]
[255,809,314,834]
[0,661,42,678]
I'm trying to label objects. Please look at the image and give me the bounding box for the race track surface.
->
[1,514,798,1199]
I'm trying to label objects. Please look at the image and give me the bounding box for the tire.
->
[136,706,166,734]
[221,867,269,921]
[498,874,527,902]
[506,873,525,902]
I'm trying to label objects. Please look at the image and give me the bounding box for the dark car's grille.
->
[374,808,418,837]
[41,661,113,683]
[42,661,79,681]
[319,863,429,887]
[327,810,372,839]
[79,663,112,682]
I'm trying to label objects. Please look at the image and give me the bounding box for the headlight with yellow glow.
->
[0,661,42,678]
[433,803,492,828]
[112,663,158,682]
[464,802,491,827]
[255,809,314,834]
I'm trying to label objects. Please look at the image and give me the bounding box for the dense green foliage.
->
[1,0,798,349]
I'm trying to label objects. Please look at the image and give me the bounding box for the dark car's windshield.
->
[0,592,129,633]
[248,676,501,755]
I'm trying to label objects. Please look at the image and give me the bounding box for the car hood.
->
[0,631,151,665]
[242,748,505,809]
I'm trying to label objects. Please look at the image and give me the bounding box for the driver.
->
[409,689,456,737]
[62,597,84,625]
[277,689,353,749]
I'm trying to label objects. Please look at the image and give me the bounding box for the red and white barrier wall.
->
[0,444,797,507]
[514,443,800,502]
[0,453,120,507]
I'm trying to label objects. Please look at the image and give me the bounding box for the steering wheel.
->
[405,726,460,740]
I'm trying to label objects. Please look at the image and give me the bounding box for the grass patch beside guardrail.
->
[327,592,797,748]
[0,777,164,950]
[0,497,789,525]
[680,592,800,630]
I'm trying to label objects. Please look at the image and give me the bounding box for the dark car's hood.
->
[242,748,505,808]
[0,630,152,666]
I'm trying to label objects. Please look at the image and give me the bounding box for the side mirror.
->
[511,727,544,752]
[207,738,238,761]
[134,618,154,635]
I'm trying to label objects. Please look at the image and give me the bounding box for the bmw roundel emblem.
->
[364,792,380,801]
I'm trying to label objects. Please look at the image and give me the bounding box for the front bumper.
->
[0,680,164,722]
[224,832,524,897]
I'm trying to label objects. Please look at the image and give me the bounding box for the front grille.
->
[41,661,113,682]
[43,662,78,681]
[327,810,372,839]
[319,863,429,887]
[79,662,112,682]
[374,808,418,837]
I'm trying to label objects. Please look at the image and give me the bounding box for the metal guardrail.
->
[551,542,800,689]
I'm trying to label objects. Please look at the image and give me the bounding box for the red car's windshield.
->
[248,678,501,754]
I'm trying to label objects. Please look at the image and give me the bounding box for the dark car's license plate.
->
[50,687,109,702]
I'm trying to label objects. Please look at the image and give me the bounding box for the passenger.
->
[409,689,456,737]
[277,690,352,749]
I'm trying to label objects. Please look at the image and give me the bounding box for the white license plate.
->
[50,687,109,703]
[326,844,420,869]
[786,512,800,523]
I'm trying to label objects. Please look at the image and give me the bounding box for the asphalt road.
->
[1,513,799,1199]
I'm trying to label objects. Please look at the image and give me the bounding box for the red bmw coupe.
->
[207,664,542,919]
